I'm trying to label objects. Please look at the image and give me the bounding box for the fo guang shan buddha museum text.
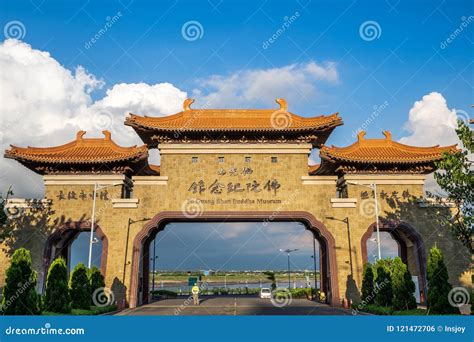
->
[2,98,471,308]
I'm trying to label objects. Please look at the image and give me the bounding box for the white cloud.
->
[399,92,460,147]
[0,39,186,198]
[193,61,338,108]
[0,40,339,199]
[398,92,463,194]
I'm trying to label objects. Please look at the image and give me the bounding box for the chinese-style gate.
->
[3,98,470,308]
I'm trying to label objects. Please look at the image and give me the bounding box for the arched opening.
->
[361,221,427,303]
[42,222,108,291]
[128,211,339,308]
[143,222,324,301]
[366,231,404,264]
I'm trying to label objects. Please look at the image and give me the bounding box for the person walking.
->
[192,283,200,305]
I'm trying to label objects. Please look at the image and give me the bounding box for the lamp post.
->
[280,248,298,289]
[224,273,230,290]
[311,238,318,289]
[151,238,158,294]
[346,181,381,261]
[88,182,121,268]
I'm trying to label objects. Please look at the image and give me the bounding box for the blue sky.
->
[0,0,472,270]
[1,0,472,148]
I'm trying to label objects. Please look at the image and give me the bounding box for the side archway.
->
[360,220,427,302]
[41,221,108,291]
[128,211,340,308]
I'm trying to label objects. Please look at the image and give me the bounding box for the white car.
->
[259,288,272,299]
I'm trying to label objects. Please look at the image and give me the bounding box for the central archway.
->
[128,211,340,308]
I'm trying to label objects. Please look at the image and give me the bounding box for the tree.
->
[434,120,473,253]
[374,260,393,307]
[44,257,71,313]
[391,257,417,310]
[69,263,91,310]
[361,263,375,304]
[88,266,105,300]
[263,271,277,290]
[0,186,14,242]
[1,248,40,315]
[426,246,458,314]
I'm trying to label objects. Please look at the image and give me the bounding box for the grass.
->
[358,305,431,316]
[392,308,429,315]
[151,272,319,284]
[42,305,117,316]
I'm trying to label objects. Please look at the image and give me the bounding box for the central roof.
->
[125,98,342,147]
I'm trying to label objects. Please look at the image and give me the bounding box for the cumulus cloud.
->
[399,92,461,146]
[398,92,464,194]
[193,61,338,108]
[0,39,340,199]
[0,39,186,198]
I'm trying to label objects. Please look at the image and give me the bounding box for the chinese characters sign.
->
[55,190,110,201]
[188,167,281,197]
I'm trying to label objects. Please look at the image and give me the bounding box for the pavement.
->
[117,296,357,316]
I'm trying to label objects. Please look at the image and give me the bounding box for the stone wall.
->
[0,145,471,308]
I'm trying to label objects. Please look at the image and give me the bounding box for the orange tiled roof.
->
[5,131,148,164]
[125,98,342,132]
[320,131,457,164]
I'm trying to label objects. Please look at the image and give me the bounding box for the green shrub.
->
[361,263,375,305]
[44,257,71,313]
[69,263,91,310]
[426,246,458,314]
[374,261,393,307]
[1,248,40,315]
[290,288,312,299]
[88,266,105,298]
[263,271,277,290]
[391,257,417,311]
[363,304,393,315]
[392,308,429,315]
[151,290,177,299]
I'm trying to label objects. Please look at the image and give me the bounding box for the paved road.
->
[117,296,357,316]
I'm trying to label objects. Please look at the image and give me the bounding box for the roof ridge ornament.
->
[276,98,288,111]
[183,98,195,111]
[102,130,112,141]
[76,131,87,141]
[357,131,366,142]
[383,130,392,141]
